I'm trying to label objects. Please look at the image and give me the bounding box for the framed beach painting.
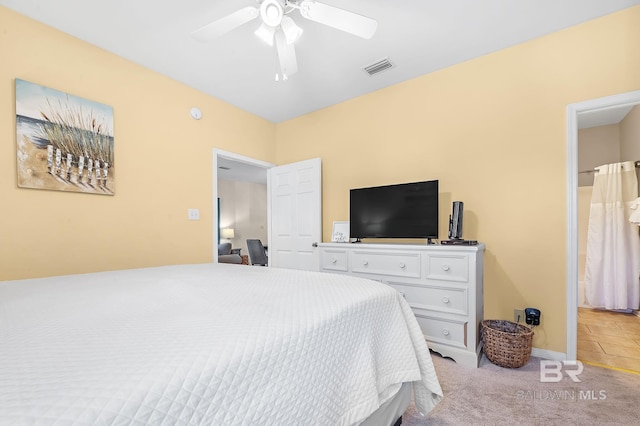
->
[15,79,115,195]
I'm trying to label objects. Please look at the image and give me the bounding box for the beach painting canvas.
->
[16,79,115,195]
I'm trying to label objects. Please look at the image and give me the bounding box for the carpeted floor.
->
[402,351,640,425]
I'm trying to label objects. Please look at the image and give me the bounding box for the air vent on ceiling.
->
[363,57,394,76]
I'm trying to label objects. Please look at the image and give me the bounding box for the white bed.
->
[0,263,442,425]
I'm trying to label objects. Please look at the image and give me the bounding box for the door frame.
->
[565,90,640,362]
[212,148,275,263]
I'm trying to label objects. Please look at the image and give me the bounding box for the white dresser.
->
[318,242,485,368]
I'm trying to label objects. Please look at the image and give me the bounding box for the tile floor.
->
[577,307,640,372]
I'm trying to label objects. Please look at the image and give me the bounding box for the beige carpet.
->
[402,352,639,425]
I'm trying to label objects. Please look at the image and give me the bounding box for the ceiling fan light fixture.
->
[255,23,276,46]
[260,0,284,27]
[281,16,303,44]
[192,0,378,80]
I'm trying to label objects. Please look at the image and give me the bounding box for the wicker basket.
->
[481,320,533,368]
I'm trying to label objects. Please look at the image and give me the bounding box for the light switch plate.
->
[188,208,200,220]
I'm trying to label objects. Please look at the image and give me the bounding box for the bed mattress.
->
[0,263,442,425]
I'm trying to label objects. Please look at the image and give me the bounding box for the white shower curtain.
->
[584,161,640,310]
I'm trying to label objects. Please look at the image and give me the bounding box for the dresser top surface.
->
[319,242,485,252]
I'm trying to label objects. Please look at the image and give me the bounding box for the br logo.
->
[540,360,584,382]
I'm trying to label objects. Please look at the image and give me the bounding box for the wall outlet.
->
[514,309,525,323]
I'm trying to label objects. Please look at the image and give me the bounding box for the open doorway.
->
[566,90,640,368]
[212,149,274,264]
[213,151,323,270]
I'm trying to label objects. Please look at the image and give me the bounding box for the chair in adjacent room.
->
[218,242,242,264]
[246,239,268,266]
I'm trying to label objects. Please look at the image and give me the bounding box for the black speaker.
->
[448,201,464,240]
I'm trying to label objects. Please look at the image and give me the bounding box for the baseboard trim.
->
[531,347,566,361]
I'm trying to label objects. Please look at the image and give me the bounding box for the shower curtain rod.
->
[578,160,640,175]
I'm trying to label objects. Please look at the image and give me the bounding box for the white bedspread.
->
[0,263,442,425]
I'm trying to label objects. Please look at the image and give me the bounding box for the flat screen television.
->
[350,180,438,241]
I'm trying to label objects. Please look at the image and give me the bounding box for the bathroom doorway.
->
[567,90,640,371]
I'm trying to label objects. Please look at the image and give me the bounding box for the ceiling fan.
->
[192,0,378,81]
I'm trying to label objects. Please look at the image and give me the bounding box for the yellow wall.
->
[0,6,275,280]
[3,4,640,354]
[275,6,640,353]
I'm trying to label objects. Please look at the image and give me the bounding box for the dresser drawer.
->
[320,249,348,272]
[424,253,469,283]
[389,281,468,316]
[415,314,467,349]
[351,250,420,278]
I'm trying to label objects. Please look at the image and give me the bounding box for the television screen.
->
[349,180,438,240]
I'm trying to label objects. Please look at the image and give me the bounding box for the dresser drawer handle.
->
[330,257,337,264]
[442,329,450,336]
[363,260,368,266]
[399,262,406,269]
[442,297,450,304]
[400,292,406,299]
[442,265,450,271]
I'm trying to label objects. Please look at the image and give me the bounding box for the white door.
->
[268,158,322,271]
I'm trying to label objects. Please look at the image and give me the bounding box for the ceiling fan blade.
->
[299,0,377,39]
[192,6,260,42]
[274,29,298,80]
[284,40,298,76]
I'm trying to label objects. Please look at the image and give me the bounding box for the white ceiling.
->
[218,156,268,184]
[577,105,635,129]
[3,0,640,123]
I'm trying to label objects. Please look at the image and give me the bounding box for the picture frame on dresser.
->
[331,221,350,242]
